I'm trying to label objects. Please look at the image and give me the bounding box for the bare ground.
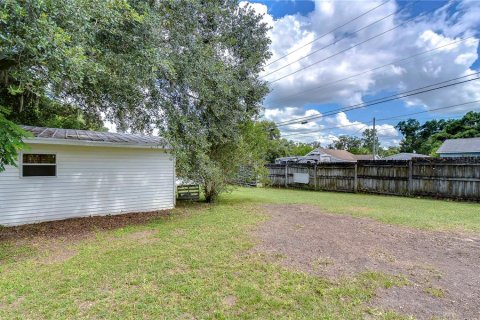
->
[0,211,171,264]
[254,204,480,320]
[0,210,171,242]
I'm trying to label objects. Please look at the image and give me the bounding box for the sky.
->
[242,0,480,148]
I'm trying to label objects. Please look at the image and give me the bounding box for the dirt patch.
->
[34,239,78,264]
[123,230,159,244]
[78,300,95,311]
[172,228,187,237]
[255,204,480,320]
[222,295,237,307]
[0,211,171,265]
[0,210,171,242]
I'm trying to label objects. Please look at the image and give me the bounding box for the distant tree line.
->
[326,128,397,156]
[324,111,480,157]
[395,111,480,155]
[254,111,480,164]
[245,121,315,163]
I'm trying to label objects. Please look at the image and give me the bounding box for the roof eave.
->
[438,151,480,154]
[24,137,171,150]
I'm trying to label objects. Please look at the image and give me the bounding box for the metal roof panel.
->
[437,138,480,154]
[21,126,169,148]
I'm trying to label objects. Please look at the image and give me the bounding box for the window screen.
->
[22,154,56,177]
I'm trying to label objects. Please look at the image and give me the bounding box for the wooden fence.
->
[266,157,480,201]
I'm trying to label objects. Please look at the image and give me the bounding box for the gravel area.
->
[254,204,480,320]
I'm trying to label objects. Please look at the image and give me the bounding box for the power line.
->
[261,2,408,79]
[275,72,480,127]
[301,125,397,145]
[284,99,480,137]
[267,9,421,84]
[266,36,473,104]
[284,114,470,146]
[276,73,479,126]
[279,76,480,127]
[281,120,372,137]
[301,114,467,145]
[264,0,391,67]
[376,100,480,121]
[280,99,480,138]
[379,114,465,123]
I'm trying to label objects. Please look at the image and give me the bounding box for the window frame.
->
[20,153,58,178]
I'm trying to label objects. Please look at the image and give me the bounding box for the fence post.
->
[314,164,317,190]
[408,160,413,195]
[284,163,288,188]
[354,163,358,193]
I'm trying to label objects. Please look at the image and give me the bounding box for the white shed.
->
[0,126,175,226]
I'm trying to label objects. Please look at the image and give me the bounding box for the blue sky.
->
[253,0,315,17]
[253,0,450,19]
[248,0,480,146]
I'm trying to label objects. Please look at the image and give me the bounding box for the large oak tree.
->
[0,0,270,202]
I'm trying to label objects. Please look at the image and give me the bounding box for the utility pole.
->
[372,117,376,160]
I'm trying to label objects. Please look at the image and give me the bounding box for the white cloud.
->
[375,124,398,137]
[325,112,366,132]
[252,0,480,116]
[263,110,398,145]
[264,107,323,132]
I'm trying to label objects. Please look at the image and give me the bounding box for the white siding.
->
[0,144,175,226]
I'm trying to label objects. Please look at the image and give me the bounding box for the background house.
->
[275,148,376,164]
[298,148,357,163]
[437,137,480,158]
[352,154,377,161]
[0,126,175,226]
[298,148,359,163]
[274,156,300,165]
[384,153,430,160]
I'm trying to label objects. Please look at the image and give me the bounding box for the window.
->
[22,154,56,177]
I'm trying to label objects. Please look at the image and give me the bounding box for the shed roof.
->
[323,149,357,161]
[384,153,430,160]
[352,154,375,161]
[437,137,480,154]
[22,126,169,149]
[276,156,300,161]
[308,148,357,162]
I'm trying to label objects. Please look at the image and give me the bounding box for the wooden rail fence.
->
[266,157,480,201]
[176,184,200,201]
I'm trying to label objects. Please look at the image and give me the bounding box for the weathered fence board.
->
[266,157,480,201]
[316,163,355,192]
[410,158,480,200]
[357,160,410,195]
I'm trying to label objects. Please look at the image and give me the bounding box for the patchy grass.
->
[223,187,480,232]
[365,308,415,320]
[424,287,445,298]
[0,242,36,263]
[0,194,411,319]
[2,186,473,318]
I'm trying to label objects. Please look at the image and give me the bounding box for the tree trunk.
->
[203,181,218,203]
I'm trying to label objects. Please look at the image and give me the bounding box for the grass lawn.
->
[225,187,480,232]
[1,187,478,319]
